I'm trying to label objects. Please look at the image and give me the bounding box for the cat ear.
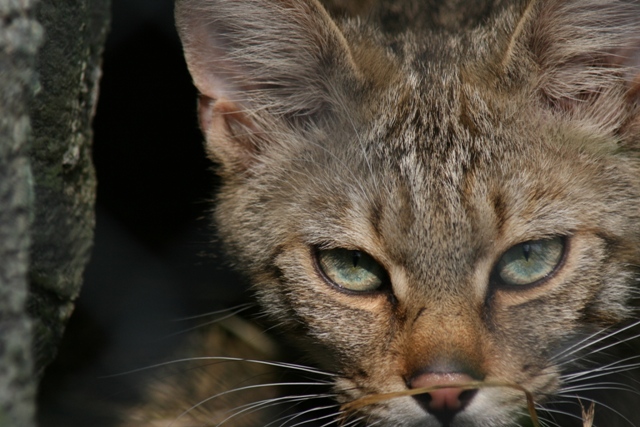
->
[503,0,640,136]
[175,0,360,173]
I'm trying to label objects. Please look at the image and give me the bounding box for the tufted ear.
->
[502,0,640,138]
[175,0,361,174]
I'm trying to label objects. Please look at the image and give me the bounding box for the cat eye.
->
[316,248,387,292]
[495,237,565,287]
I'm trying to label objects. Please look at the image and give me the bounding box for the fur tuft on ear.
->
[505,0,640,136]
[175,0,361,173]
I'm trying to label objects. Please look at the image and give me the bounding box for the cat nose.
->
[407,372,477,422]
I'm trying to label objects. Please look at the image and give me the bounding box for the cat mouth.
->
[339,380,541,426]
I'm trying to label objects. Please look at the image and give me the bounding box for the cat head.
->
[176,0,640,425]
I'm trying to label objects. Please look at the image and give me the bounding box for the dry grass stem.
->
[580,401,595,427]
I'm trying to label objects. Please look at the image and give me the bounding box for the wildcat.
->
[142,0,640,426]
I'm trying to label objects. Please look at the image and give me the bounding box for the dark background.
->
[37,1,254,424]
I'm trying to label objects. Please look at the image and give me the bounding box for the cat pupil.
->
[522,243,531,261]
[352,250,361,268]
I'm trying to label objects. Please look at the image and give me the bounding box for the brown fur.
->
[131,0,640,426]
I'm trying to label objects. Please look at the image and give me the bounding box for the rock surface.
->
[0,1,109,426]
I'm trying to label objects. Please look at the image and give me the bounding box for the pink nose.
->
[408,372,476,414]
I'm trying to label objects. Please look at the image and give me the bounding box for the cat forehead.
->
[346,78,520,187]
[302,80,620,248]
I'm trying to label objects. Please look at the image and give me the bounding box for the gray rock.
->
[0,0,109,426]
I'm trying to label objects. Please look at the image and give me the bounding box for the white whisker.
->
[555,320,640,368]
[171,303,255,322]
[162,305,257,338]
[267,404,339,427]
[562,356,640,384]
[551,328,613,363]
[559,381,638,395]
[535,406,584,425]
[535,413,562,427]
[214,394,336,427]
[106,356,335,379]
[283,408,342,427]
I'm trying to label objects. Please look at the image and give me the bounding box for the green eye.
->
[496,237,565,286]
[317,248,386,292]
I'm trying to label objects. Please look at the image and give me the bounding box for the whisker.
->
[534,413,561,427]
[541,417,563,427]
[268,403,340,427]
[562,355,640,383]
[284,408,342,427]
[162,306,258,339]
[551,328,613,363]
[535,406,585,424]
[214,393,336,427]
[333,414,365,427]
[171,303,255,322]
[559,381,638,395]
[104,356,336,379]
[555,321,640,367]
[564,368,640,389]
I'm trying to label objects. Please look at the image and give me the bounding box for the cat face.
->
[176,0,640,425]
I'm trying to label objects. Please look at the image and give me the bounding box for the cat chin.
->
[350,399,523,427]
